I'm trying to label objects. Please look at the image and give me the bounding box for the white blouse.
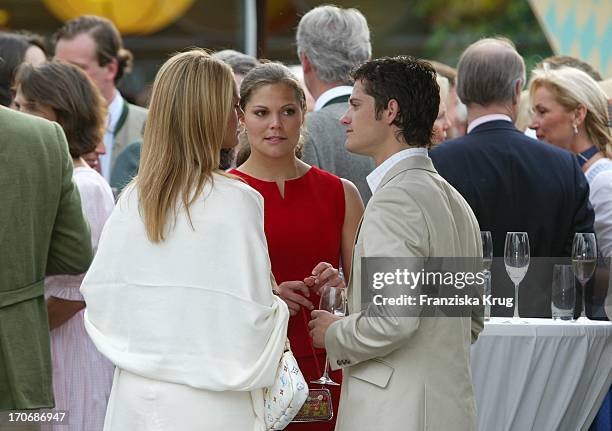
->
[81,173,289,391]
[45,167,115,300]
[585,158,612,258]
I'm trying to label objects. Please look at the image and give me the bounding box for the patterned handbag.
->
[264,339,309,430]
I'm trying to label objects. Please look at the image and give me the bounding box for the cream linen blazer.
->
[325,156,483,431]
[111,102,147,170]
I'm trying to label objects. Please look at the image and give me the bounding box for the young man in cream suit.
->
[309,57,483,431]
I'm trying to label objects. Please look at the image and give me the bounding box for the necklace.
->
[577,146,598,167]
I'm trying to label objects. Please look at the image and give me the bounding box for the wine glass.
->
[481,231,493,321]
[572,233,597,322]
[311,285,346,386]
[504,232,530,323]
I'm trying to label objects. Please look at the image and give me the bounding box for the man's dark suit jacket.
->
[430,120,595,317]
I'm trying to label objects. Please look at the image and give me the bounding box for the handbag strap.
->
[300,307,324,377]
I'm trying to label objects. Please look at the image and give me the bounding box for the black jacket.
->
[431,120,594,317]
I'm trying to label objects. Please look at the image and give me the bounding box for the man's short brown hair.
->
[54,15,133,84]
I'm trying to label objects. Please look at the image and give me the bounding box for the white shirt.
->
[467,114,512,134]
[585,158,612,258]
[45,166,114,299]
[314,85,353,111]
[585,158,612,320]
[367,148,429,193]
[100,90,124,181]
[524,127,537,139]
[44,166,115,430]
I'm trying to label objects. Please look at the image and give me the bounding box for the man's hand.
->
[276,281,314,316]
[305,262,345,295]
[47,297,86,330]
[308,309,343,348]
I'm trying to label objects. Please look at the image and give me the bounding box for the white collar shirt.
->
[100,90,123,181]
[467,114,512,134]
[314,85,353,112]
[367,148,429,194]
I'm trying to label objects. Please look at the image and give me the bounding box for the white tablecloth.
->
[471,318,612,431]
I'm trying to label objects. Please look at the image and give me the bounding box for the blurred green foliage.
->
[411,0,553,72]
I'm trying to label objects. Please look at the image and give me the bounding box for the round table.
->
[470,317,612,431]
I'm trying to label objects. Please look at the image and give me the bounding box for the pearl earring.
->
[573,124,578,135]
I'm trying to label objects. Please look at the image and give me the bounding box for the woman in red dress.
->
[231,62,364,430]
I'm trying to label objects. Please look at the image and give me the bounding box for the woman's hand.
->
[305,262,345,295]
[276,281,314,316]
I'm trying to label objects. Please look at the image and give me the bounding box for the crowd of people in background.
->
[13,60,115,431]
[0,4,611,431]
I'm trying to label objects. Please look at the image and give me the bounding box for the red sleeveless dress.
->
[231,166,345,431]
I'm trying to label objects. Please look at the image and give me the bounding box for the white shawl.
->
[81,174,288,394]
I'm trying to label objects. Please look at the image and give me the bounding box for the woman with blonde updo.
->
[529,66,612,256]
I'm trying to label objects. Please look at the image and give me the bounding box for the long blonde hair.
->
[137,49,235,242]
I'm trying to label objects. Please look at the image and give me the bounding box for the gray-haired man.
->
[297,5,375,204]
[430,38,594,317]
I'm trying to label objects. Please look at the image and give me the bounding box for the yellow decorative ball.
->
[42,0,195,35]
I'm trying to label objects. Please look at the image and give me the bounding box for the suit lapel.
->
[111,102,131,168]
[323,94,350,108]
[114,99,129,135]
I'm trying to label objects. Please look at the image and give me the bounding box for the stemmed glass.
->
[572,233,597,322]
[481,231,493,321]
[504,232,530,323]
[311,285,346,386]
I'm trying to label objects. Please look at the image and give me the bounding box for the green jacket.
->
[0,106,93,409]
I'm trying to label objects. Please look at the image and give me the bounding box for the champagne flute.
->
[572,233,597,322]
[481,231,493,321]
[504,232,530,323]
[311,285,346,386]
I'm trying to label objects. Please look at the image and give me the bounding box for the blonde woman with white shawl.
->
[81,50,289,431]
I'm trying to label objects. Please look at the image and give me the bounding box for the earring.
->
[573,124,578,135]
